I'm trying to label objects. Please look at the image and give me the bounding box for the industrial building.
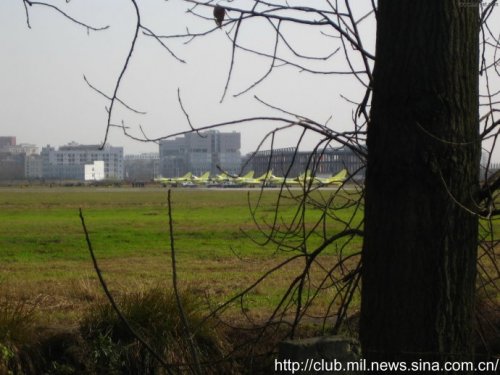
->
[124,153,159,181]
[243,146,365,180]
[41,143,124,180]
[159,131,241,177]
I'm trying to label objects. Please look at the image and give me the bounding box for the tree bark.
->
[360,0,480,366]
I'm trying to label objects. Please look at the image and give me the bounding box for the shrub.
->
[81,287,231,374]
[0,293,38,374]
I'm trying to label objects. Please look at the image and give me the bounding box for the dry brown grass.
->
[0,251,360,330]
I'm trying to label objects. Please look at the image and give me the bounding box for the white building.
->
[85,161,105,181]
[41,143,124,180]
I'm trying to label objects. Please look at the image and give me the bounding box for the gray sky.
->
[1,1,498,160]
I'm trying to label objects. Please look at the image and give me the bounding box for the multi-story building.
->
[0,137,16,149]
[0,152,25,180]
[0,137,37,180]
[3,143,38,155]
[41,142,124,180]
[25,154,42,179]
[159,131,241,177]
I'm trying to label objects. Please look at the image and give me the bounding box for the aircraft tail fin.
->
[242,171,254,179]
[256,170,272,181]
[326,169,347,184]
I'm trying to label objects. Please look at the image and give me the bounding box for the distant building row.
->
[1,133,366,182]
[0,137,126,181]
[0,131,243,182]
[157,131,365,180]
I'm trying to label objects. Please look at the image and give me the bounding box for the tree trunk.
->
[360,0,480,366]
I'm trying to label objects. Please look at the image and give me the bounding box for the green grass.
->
[1,189,249,262]
[2,186,498,325]
[0,188,360,261]
[0,184,496,374]
[0,187,364,324]
[0,186,498,373]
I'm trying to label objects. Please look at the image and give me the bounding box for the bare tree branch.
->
[79,208,175,374]
[167,190,202,375]
[23,0,109,31]
[83,75,146,115]
[100,0,141,148]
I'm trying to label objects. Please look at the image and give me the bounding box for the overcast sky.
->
[1,1,498,159]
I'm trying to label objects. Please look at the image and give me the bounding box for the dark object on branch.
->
[214,5,225,28]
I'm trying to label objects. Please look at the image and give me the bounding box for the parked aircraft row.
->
[155,169,347,187]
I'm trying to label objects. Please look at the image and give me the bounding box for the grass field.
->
[0,187,364,326]
[0,187,498,373]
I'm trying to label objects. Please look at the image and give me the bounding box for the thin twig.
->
[101,0,141,148]
[83,75,146,115]
[167,190,203,375]
[24,0,109,31]
[78,208,175,374]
